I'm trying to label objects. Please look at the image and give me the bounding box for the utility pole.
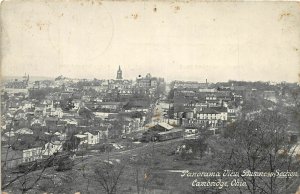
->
[168,103,170,124]
[105,126,110,162]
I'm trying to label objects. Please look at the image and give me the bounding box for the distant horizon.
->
[3,74,298,84]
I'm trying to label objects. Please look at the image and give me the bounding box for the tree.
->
[63,135,80,151]
[56,157,74,171]
[218,110,299,194]
[78,107,95,126]
[2,91,9,101]
[129,147,156,194]
[167,89,175,101]
[29,89,48,100]
[92,162,125,194]
[2,139,70,193]
[60,98,75,111]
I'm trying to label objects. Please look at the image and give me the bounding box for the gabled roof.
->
[200,108,219,114]
[12,136,45,150]
[157,122,174,130]
[45,116,59,122]
[54,132,62,136]
[15,128,33,135]
[4,131,15,137]
[84,131,99,135]
[212,107,227,113]
[123,100,150,109]
[98,102,123,106]
[74,134,87,139]
[31,118,43,126]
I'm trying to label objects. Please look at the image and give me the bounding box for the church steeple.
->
[116,65,123,79]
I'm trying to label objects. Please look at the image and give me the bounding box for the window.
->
[24,151,30,157]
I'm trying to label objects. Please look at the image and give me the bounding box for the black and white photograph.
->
[1,1,300,193]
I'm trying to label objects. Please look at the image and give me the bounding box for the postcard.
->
[1,1,300,193]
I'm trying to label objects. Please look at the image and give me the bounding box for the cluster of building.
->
[1,66,165,168]
[165,81,286,132]
[168,84,242,129]
[4,74,29,89]
[2,68,298,169]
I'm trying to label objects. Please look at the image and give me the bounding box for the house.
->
[148,122,174,132]
[31,118,44,127]
[174,80,208,89]
[54,131,67,140]
[74,134,88,145]
[84,131,99,145]
[184,128,198,134]
[4,131,15,137]
[15,128,34,135]
[43,141,63,157]
[41,100,53,109]
[50,107,63,118]
[263,91,277,103]
[45,116,59,129]
[98,102,124,112]
[82,95,91,102]
[195,107,227,127]
[2,140,44,168]
[22,145,43,163]
[72,99,83,110]
[34,105,46,117]
[108,79,133,93]
[212,107,228,121]
[22,101,34,109]
[120,117,142,134]
[123,99,150,112]
[60,92,73,100]
[227,105,238,122]
[136,73,155,88]
[245,110,262,121]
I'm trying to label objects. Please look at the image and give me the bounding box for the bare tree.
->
[92,162,125,194]
[1,110,75,193]
[218,110,299,194]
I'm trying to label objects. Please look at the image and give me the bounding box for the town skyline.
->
[2,67,299,84]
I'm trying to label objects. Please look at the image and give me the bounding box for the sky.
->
[1,1,300,83]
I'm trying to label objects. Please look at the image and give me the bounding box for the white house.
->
[185,128,197,134]
[50,107,64,118]
[23,146,43,163]
[196,108,228,127]
[42,141,63,156]
[15,128,34,135]
[84,131,99,145]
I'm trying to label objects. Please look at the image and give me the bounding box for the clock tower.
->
[116,65,123,80]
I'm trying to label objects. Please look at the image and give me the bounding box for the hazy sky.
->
[1,1,300,82]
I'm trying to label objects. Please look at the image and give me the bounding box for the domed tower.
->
[116,65,123,80]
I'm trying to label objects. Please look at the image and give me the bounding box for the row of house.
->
[1,134,64,168]
[170,86,242,128]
